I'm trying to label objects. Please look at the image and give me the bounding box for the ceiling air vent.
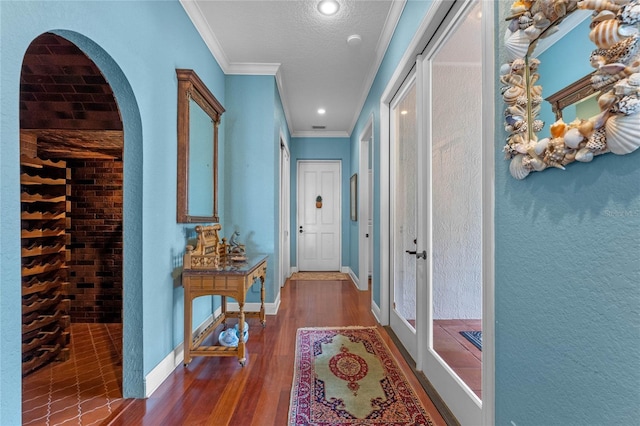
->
[312,126,326,130]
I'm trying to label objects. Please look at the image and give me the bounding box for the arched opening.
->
[20,32,143,424]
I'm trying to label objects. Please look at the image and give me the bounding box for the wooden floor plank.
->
[107,280,447,425]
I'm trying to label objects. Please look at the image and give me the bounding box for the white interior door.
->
[297,161,341,271]
[367,170,373,278]
[389,73,423,361]
[358,119,373,291]
[280,140,291,286]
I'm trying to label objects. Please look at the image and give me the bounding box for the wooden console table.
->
[182,254,267,366]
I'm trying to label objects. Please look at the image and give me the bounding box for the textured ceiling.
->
[181,0,405,137]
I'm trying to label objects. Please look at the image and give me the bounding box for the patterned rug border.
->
[288,326,434,426]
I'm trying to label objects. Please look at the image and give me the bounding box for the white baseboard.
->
[345,267,361,290]
[144,296,281,397]
[371,299,383,325]
[145,306,221,397]
[144,346,182,398]
[226,293,281,316]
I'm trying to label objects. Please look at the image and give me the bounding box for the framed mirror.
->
[501,1,640,180]
[176,69,225,222]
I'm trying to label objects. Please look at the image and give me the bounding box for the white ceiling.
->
[180,0,405,138]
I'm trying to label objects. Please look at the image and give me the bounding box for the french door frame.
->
[358,114,374,292]
[388,72,422,363]
[279,133,291,287]
[377,1,495,424]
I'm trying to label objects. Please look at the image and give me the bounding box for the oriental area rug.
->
[288,326,434,425]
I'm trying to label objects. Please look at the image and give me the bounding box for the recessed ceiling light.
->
[318,108,326,115]
[400,110,408,115]
[318,0,340,16]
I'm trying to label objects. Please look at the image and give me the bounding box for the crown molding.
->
[226,62,281,75]
[181,0,406,140]
[180,0,231,71]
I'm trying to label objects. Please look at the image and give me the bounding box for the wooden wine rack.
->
[20,154,71,375]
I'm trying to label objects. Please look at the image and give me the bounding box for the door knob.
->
[405,250,426,259]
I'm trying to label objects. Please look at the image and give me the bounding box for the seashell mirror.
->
[502,0,640,179]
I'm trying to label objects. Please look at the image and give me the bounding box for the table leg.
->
[221,295,227,328]
[184,291,192,366]
[237,301,246,366]
[260,275,266,327]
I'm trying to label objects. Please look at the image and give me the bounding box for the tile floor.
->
[433,319,482,399]
[22,323,125,425]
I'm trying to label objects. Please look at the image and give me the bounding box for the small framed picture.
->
[350,173,357,221]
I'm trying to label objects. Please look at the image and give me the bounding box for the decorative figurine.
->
[229,231,247,261]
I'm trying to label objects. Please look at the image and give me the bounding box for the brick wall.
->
[67,159,123,323]
[20,32,124,324]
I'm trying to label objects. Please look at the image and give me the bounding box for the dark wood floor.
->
[105,279,447,425]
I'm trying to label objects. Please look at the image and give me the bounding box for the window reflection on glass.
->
[188,98,214,217]
[430,0,482,399]
[393,80,417,332]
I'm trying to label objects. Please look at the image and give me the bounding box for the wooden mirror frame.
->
[176,69,225,223]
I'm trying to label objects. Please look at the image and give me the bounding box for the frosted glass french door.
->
[421,1,484,423]
[389,74,421,361]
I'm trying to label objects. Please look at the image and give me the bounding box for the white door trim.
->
[379,99,391,326]
[415,55,429,373]
[358,114,374,292]
[481,0,496,423]
[379,0,495,424]
[279,133,291,287]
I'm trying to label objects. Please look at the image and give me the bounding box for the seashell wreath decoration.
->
[502,0,580,179]
[502,0,640,179]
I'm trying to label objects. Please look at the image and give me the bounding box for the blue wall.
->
[349,0,434,305]
[496,2,640,424]
[224,74,284,303]
[0,0,229,421]
[3,0,638,424]
[290,137,351,268]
